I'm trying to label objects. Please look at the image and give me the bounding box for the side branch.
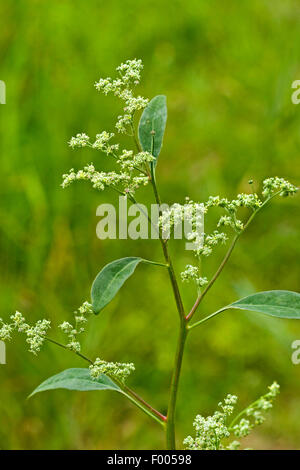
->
[186,192,280,323]
[44,336,166,425]
[186,234,239,321]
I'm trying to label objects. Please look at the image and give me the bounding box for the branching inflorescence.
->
[183,382,280,450]
[3,59,299,450]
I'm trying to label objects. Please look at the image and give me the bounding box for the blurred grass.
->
[0,0,299,449]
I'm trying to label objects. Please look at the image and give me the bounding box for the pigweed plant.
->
[2,59,300,450]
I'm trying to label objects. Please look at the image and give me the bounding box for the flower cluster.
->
[183,394,237,450]
[89,357,135,382]
[69,131,120,155]
[92,131,119,153]
[159,200,205,244]
[184,383,280,450]
[94,59,148,134]
[262,177,298,198]
[117,150,154,171]
[0,320,13,341]
[231,382,280,438]
[159,203,184,236]
[64,60,153,197]
[198,230,228,257]
[62,164,149,195]
[205,178,297,237]
[62,164,130,191]
[0,312,51,355]
[59,301,92,353]
[188,177,297,266]
[180,264,208,290]
[69,133,90,149]
[206,195,250,233]
[173,177,297,293]
[159,203,184,239]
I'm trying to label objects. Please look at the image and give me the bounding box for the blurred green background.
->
[0,0,299,450]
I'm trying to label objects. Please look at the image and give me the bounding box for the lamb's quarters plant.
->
[2,59,299,450]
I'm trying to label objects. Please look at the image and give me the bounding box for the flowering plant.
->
[2,59,299,450]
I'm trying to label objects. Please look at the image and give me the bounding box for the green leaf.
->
[229,290,300,319]
[138,95,167,165]
[29,368,121,397]
[29,368,165,425]
[91,257,142,314]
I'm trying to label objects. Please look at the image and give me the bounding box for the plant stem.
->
[129,160,186,445]
[150,164,185,320]
[161,242,185,320]
[166,318,188,449]
[149,163,186,448]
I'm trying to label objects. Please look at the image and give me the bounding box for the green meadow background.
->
[0,0,299,449]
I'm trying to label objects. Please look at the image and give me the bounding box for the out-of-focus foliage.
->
[0,0,299,450]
